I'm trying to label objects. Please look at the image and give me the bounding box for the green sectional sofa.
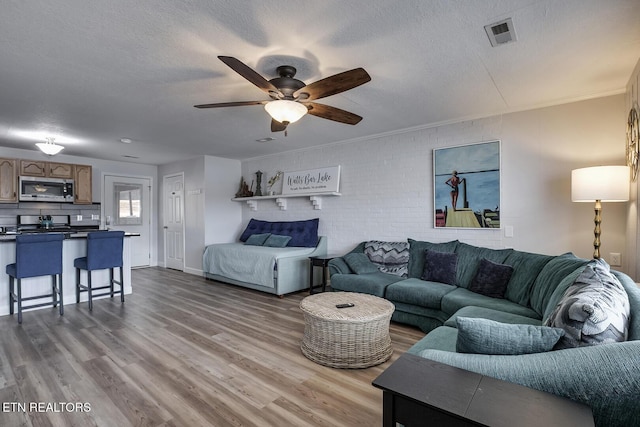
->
[328,239,640,427]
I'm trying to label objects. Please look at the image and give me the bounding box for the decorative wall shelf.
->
[232,192,341,211]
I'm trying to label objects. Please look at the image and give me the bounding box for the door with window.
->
[103,175,152,268]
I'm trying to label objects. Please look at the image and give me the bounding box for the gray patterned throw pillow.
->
[545,259,630,349]
[364,240,409,277]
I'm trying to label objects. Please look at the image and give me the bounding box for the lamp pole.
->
[593,199,602,259]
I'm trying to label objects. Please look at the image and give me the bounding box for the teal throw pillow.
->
[468,258,514,299]
[421,249,458,285]
[263,234,292,247]
[456,317,565,355]
[344,252,379,274]
[244,233,271,246]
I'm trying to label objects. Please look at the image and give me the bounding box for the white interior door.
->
[103,175,152,268]
[163,173,184,271]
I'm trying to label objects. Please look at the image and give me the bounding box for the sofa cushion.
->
[343,253,379,274]
[244,233,271,246]
[406,326,458,354]
[263,234,291,247]
[385,278,456,309]
[456,317,565,355]
[530,253,589,317]
[445,306,542,328]
[503,250,554,307]
[442,287,541,319]
[239,218,319,247]
[468,258,514,298]
[363,240,409,277]
[454,242,513,288]
[421,250,458,285]
[545,259,630,349]
[407,239,459,279]
[330,272,402,297]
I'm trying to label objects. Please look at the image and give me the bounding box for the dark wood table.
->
[308,254,338,294]
[372,353,594,427]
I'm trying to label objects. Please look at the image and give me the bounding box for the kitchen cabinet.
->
[48,162,74,179]
[20,160,47,177]
[74,164,92,204]
[0,158,18,203]
[20,160,74,179]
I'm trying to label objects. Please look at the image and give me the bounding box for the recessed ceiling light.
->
[120,138,132,144]
[256,137,276,143]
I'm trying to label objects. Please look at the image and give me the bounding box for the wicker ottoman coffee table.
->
[300,292,395,368]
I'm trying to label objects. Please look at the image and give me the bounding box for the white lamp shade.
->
[571,165,630,202]
[264,100,308,124]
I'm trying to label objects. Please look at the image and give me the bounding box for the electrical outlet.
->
[91,214,100,220]
[76,215,82,221]
[610,252,621,267]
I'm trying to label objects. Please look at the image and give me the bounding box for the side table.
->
[372,353,594,427]
[309,254,337,294]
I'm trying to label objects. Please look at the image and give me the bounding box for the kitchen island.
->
[0,232,138,317]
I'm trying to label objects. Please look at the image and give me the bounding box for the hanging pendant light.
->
[36,137,65,156]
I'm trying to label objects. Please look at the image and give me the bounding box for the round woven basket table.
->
[300,292,395,368]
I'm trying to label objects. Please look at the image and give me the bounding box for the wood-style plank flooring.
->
[0,267,424,427]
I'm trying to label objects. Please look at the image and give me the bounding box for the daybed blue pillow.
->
[263,234,292,248]
[421,249,458,285]
[239,218,319,247]
[245,233,271,246]
[344,252,379,274]
[456,317,565,355]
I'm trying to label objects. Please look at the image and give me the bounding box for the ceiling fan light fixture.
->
[36,137,65,156]
[264,100,307,124]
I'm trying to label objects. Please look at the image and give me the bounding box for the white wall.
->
[158,155,241,275]
[241,95,630,275]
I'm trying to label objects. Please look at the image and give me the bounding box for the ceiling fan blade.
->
[194,100,267,109]
[294,68,371,101]
[305,102,363,125]
[218,56,281,96]
[271,119,288,132]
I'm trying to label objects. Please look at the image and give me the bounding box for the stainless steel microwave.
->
[19,176,74,203]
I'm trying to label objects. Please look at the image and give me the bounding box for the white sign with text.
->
[282,166,341,194]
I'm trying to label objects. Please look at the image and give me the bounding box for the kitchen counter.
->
[0,231,140,241]
[0,232,138,317]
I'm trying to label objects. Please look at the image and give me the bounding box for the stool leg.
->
[9,276,14,315]
[309,261,315,295]
[75,268,80,304]
[58,274,64,316]
[109,268,114,298]
[17,278,22,324]
[88,271,93,311]
[52,274,58,308]
[120,267,124,303]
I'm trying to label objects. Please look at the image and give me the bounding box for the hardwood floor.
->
[0,267,424,427]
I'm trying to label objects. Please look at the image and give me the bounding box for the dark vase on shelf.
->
[255,171,263,196]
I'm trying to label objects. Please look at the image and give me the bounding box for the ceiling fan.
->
[194,56,371,134]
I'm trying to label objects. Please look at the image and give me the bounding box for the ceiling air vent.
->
[485,17,517,47]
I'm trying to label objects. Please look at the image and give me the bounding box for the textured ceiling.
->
[1,0,639,165]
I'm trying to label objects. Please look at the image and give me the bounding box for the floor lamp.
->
[571,165,630,259]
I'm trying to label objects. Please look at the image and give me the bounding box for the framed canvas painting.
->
[433,140,501,229]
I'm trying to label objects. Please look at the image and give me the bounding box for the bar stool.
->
[74,231,125,311]
[6,233,65,324]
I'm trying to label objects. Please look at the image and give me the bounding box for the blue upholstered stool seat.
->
[6,233,65,324]
[74,231,125,311]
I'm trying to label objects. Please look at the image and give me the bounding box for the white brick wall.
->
[240,95,629,272]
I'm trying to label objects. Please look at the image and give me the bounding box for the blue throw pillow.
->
[263,234,292,248]
[456,317,565,355]
[421,249,458,285]
[244,233,271,246]
[344,252,379,274]
[468,258,514,298]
